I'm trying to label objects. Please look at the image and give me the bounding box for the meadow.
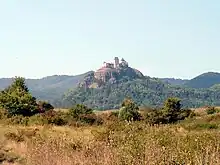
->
[1,107,220,165]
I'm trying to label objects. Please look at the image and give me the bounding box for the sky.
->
[0,0,220,79]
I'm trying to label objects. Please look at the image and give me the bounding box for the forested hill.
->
[160,72,220,89]
[1,71,220,109]
[0,71,93,101]
[184,72,220,89]
[58,76,220,110]
[159,78,188,86]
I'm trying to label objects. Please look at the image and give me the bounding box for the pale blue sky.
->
[0,1,220,79]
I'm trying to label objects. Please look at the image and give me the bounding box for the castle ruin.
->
[101,57,128,69]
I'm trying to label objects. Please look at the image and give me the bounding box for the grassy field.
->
[1,107,220,165]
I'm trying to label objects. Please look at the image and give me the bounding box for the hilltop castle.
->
[93,57,143,83]
[94,57,129,82]
[79,57,144,88]
[101,57,129,69]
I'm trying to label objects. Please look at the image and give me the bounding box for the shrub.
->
[37,101,54,113]
[206,106,217,115]
[177,108,195,120]
[77,114,103,125]
[41,110,68,126]
[144,98,193,124]
[69,104,93,118]
[69,104,97,124]
[118,98,141,122]
[143,109,165,125]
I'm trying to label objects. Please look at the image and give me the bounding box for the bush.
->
[206,106,217,115]
[144,109,165,125]
[37,101,54,113]
[118,98,141,122]
[144,98,194,124]
[176,108,195,120]
[41,110,68,126]
[77,114,103,125]
[69,104,97,124]
[69,104,93,118]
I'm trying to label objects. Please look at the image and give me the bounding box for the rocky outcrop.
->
[79,58,144,89]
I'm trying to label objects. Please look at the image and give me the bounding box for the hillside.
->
[159,78,188,86]
[2,64,220,109]
[58,76,220,110]
[0,71,93,102]
[185,72,220,89]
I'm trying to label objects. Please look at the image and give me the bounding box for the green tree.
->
[0,77,38,116]
[69,104,97,124]
[69,104,93,119]
[161,97,193,123]
[162,97,182,123]
[118,98,140,122]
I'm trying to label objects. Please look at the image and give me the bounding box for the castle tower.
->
[114,57,119,68]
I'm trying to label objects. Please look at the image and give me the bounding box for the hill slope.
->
[159,78,188,86]
[185,72,220,89]
[58,75,220,110]
[2,71,220,109]
[0,71,93,102]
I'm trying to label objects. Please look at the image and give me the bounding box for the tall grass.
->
[1,108,220,165]
[1,120,220,165]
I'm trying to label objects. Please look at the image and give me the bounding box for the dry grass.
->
[53,108,69,113]
[2,113,220,164]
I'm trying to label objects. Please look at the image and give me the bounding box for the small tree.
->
[162,97,193,123]
[0,77,38,116]
[69,104,93,119]
[69,104,97,124]
[118,98,140,122]
[144,98,194,124]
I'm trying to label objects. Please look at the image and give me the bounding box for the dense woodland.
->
[1,72,220,110]
[58,75,220,110]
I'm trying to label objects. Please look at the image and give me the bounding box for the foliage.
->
[144,98,193,124]
[68,104,103,125]
[40,110,68,126]
[118,98,141,122]
[162,97,182,123]
[2,72,220,110]
[206,106,218,115]
[69,104,93,119]
[144,109,165,124]
[59,76,220,110]
[37,100,54,112]
[0,77,39,116]
[185,72,220,88]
